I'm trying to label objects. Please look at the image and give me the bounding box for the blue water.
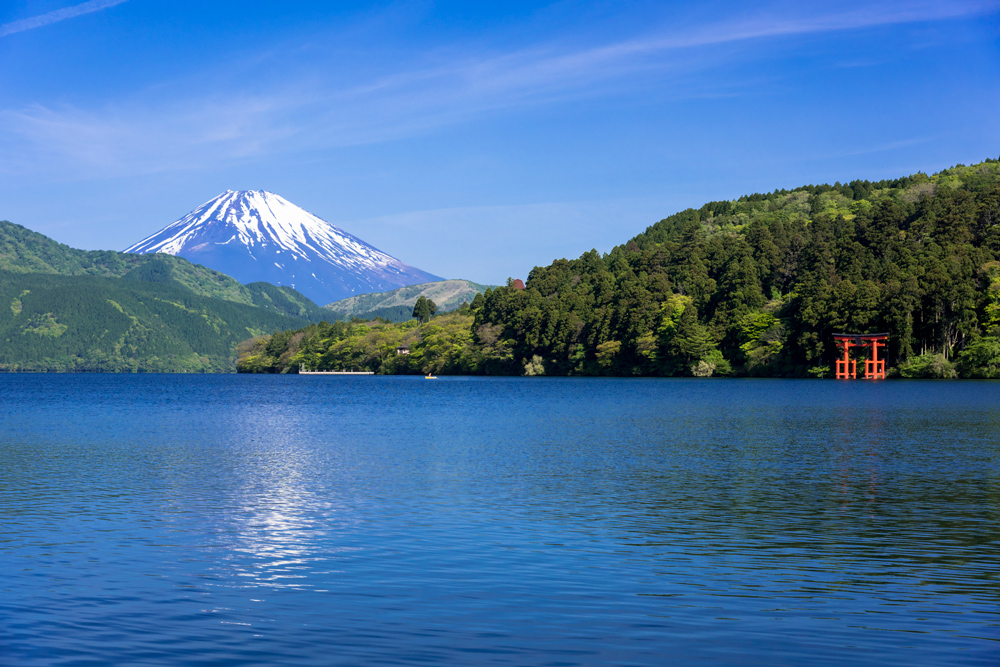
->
[1,375,998,666]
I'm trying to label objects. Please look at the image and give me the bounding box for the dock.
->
[299,370,375,375]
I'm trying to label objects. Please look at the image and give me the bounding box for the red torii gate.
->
[833,333,887,379]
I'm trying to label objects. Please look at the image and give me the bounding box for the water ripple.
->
[0,375,998,665]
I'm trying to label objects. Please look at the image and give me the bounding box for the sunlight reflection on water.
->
[0,375,998,665]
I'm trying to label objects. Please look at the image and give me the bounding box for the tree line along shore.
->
[238,159,1000,379]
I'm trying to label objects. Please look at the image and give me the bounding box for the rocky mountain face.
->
[125,190,443,305]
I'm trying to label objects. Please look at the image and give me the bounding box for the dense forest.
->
[0,222,332,371]
[0,270,315,372]
[240,159,1000,379]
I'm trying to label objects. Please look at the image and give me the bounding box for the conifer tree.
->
[412,296,438,323]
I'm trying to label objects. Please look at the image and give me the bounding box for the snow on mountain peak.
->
[124,191,443,305]
[127,190,374,260]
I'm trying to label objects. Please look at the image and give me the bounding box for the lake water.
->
[1,375,998,666]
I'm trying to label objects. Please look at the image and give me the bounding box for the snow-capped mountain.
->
[124,190,443,306]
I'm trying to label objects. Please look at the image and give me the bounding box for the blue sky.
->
[1,1,998,285]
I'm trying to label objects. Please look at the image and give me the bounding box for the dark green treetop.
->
[412,295,438,323]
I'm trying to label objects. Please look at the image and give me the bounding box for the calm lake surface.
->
[1,375,998,666]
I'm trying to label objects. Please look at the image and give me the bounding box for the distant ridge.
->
[323,279,493,321]
[125,190,444,305]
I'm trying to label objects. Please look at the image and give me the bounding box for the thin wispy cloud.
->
[0,0,128,38]
[0,0,993,177]
[608,0,995,55]
[367,0,995,104]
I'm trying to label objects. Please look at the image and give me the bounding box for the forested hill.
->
[0,220,328,320]
[476,159,1000,377]
[0,219,336,371]
[0,270,314,372]
[242,159,1000,379]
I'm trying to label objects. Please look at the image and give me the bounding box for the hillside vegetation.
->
[0,221,333,371]
[0,270,313,372]
[236,308,477,374]
[242,158,1000,379]
[0,220,328,320]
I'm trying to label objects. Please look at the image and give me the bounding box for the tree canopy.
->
[412,296,438,323]
[244,157,1000,378]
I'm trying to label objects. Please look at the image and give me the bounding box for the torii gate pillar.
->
[863,336,886,379]
[834,337,857,379]
[833,333,888,380]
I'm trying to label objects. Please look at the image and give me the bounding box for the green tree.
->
[412,296,438,323]
[233,159,1000,379]
[898,353,957,378]
[956,337,1000,378]
[673,305,716,365]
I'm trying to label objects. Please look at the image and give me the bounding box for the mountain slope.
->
[0,220,329,321]
[0,269,313,372]
[323,279,493,321]
[125,190,443,305]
